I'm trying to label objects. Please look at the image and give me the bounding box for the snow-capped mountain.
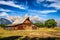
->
[0,15,60,26]
[6,16,22,23]
[0,18,12,24]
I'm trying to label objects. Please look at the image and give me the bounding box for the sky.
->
[0,0,60,22]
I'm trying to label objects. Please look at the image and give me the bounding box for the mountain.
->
[0,18,12,24]
[1,15,59,26]
[6,16,22,23]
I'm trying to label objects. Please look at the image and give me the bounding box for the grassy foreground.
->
[0,27,60,38]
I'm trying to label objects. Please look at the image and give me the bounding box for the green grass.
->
[0,27,60,38]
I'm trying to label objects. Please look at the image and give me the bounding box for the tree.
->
[0,24,6,27]
[34,22,44,27]
[45,19,57,28]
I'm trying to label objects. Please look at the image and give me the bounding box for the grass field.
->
[0,27,60,38]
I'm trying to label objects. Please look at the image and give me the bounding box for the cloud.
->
[46,0,57,2]
[36,0,60,10]
[24,14,29,18]
[0,1,27,9]
[24,14,44,21]
[48,3,60,9]
[46,0,60,10]
[28,10,57,14]
[40,10,57,14]
[30,15,41,21]
[46,0,52,1]
[0,8,12,12]
[0,11,9,17]
[24,14,46,23]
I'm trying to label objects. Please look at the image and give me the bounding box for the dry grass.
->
[0,27,60,38]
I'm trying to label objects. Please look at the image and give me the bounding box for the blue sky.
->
[0,0,60,20]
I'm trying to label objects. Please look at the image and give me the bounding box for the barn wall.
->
[13,24,37,30]
[4,27,15,30]
[5,17,37,30]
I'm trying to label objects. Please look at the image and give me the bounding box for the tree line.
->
[34,19,57,28]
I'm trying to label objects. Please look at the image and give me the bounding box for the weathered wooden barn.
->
[4,17,37,30]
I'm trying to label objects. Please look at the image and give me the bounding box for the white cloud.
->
[28,10,57,14]
[48,3,60,9]
[46,0,60,10]
[36,0,60,10]
[29,15,45,23]
[24,14,45,23]
[0,8,12,12]
[24,14,29,18]
[0,11,9,17]
[40,10,57,14]
[46,0,60,2]
[0,1,27,9]
[46,0,57,2]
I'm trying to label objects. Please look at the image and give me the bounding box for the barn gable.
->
[4,17,37,30]
[23,17,32,24]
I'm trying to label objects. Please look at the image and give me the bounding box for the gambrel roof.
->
[7,17,32,26]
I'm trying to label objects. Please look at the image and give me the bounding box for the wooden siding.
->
[5,17,37,30]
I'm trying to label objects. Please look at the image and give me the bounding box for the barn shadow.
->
[0,36,60,40]
[22,36,60,40]
[0,36,22,40]
[20,36,60,40]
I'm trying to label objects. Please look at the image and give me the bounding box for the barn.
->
[4,17,37,30]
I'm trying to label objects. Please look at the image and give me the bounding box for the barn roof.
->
[6,17,31,26]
